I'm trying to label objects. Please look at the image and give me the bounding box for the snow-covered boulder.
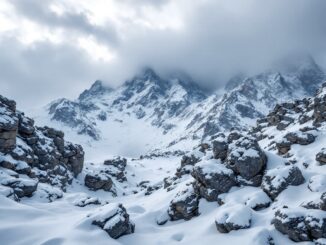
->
[226,136,267,186]
[285,131,316,145]
[217,187,271,211]
[74,196,103,207]
[308,174,326,192]
[273,207,326,242]
[91,203,135,239]
[1,173,38,199]
[261,165,305,200]
[192,159,237,201]
[176,150,203,177]
[84,172,114,192]
[215,204,252,233]
[168,185,199,221]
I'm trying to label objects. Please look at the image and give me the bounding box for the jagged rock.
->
[316,148,326,165]
[276,140,292,155]
[91,203,135,239]
[273,207,326,242]
[285,131,316,145]
[2,177,38,198]
[262,165,305,200]
[176,150,203,178]
[17,113,35,136]
[313,85,326,125]
[215,204,251,233]
[212,136,228,161]
[227,131,242,143]
[84,172,114,192]
[192,159,237,201]
[180,153,201,168]
[168,185,199,221]
[0,100,18,152]
[104,157,127,171]
[226,136,267,186]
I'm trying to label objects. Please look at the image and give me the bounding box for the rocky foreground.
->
[1,84,326,244]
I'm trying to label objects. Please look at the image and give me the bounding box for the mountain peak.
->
[78,80,113,101]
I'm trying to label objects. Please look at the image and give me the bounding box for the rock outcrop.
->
[91,203,135,239]
[0,94,84,200]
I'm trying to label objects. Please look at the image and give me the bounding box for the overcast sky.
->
[0,0,326,109]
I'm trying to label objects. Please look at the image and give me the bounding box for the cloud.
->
[10,0,118,46]
[0,37,112,110]
[110,0,326,87]
[1,0,326,108]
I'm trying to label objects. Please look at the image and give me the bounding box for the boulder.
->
[273,207,326,242]
[215,204,251,233]
[168,185,199,221]
[192,159,237,201]
[262,165,305,200]
[2,177,38,198]
[308,174,326,192]
[285,131,316,145]
[212,137,228,161]
[226,136,267,185]
[91,203,135,239]
[85,172,114,192]
[104,157,127,171]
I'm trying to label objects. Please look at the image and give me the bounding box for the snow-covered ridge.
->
[36,56,325,157]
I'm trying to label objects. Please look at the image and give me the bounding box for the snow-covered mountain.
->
[3,78,326,244]
[37,56,325,156]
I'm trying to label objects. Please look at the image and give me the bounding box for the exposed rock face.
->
[0,96,18,152]
[104,157,127,171]
[226,136,267,186]
[47,69,208,141]
[0,94,85,200]
[261,165,305,200]
[273,207,326,242]
[313,84,326,125]
[1,176,38,199]
[316,148,326,165]
[212,135,228,161]
[84,173,113,192]
[285,131,316,145]
[192,159,237,201]
[215,204,252,233]
[168,185,199,221]
[91,203,135,239]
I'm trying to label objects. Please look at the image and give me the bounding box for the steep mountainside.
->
[36,56,325,156]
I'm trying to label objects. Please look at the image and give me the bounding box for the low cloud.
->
[1,0,326,108]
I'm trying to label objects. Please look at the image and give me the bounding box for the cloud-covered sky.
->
[0,0,326,109]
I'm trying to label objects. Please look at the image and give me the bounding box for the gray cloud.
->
[1,0,326,108]
[10,0,118,46]
[0,37,111,110]
[112,0,326,87]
